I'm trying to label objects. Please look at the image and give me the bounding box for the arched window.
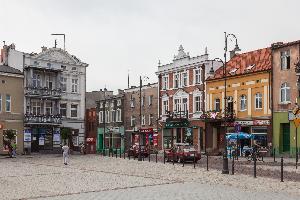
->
[281,82,290,103]
[240,95,247,111]
[255,93,262,109]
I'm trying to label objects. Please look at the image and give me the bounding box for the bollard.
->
[134,152,135,160]
[129,151,131,160]
[261,154,264,162]
[182,155,185,167]
[281,157,284,182]
[230,148,232,160]
[273,148,276,162]
[149,149,151,162]
[112,149,114,157]
[156,151,158,163]
[173,152,175,165]
[116,150,117,159]
[103,149,106,156]
[254,153,257,178]
[232,155,234,175]
[142,151,144,161]
[206,153,209,171]
[163,151,165,164]
[120,148,121,158]
[193,153,196,169]
[124,150,126,159]
[108,149,110,157]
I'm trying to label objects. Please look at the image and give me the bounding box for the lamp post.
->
[102,88,107,155]
[222,32,240,174]
[209,33,240,174]
[138,75,149,161]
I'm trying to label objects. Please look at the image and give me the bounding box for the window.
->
[142,115,146,125]
[255,93,263,109]
[32,101,41,115]
[195,68,201,84]
[149,114,153,126]
[71,104,78,118]
[105,110,110,123]
[174,98,181,112]
[215,98,220,111]
[130,98,135,108]
[110,101,114,108]
[182,98,188,113]
[0,94,2,112]
[45,102,53,115]
[280,83,290,103]
[148,95,153,106]
[71,67,77,71]
[99,111,104,123]
[163,100,169,115]
[111,110,115,122]
[32,73,41,87]
[33,61,39,65]
[5,94,11,112]
[117,99,121,106]
[281,50,290,70]
[60,103,67,117]
[194,96,202,112]
[182,72,188,87]
[61,65,66,71]
[71,79,78,93]
[60,77,67,92]
[116,109,122,122]
[130,116,136,127]
[240,95,247,111]
[174,73,180,88]
[141,96,145,107]
[47,63,51,68]
[46,78,53,90]
[162,75,169,90]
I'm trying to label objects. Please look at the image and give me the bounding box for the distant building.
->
[85,90,112,154]
[272,41,300,156]
[2,43,88,153]
[123,83,159,150]
[96,89,125,153]
[0,64,24,154]
[156,45,220,151]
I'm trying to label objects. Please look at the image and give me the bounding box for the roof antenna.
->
[54,39,57,48]
[128,69,130,89]
[51,33,66,50]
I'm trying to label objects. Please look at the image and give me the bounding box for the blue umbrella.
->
[226,132,253,140]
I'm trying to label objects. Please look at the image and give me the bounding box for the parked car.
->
[165,143,201,163]
[128,145,149,158]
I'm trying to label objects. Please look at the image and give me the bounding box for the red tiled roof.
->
[208,47,271,80]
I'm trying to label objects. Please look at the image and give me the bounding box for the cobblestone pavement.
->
[1,154,299,200]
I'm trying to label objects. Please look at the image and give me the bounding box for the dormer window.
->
[34,61,39,66]
[47,63,51,68]
[61,65,66,71]
[229,68,238,75]
[72,67,77,71]
[246,64,255,71]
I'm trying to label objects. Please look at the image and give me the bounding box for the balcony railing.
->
[24,114,62,125]
[25,87,62,98]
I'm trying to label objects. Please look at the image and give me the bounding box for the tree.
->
[60,127,74,150]
[4,129,16,141]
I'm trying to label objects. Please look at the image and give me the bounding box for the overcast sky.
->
[0,0,299,92]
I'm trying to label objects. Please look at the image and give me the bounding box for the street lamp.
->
[138,75,149,161]
[221,32,240,174]
[102,88,107,155]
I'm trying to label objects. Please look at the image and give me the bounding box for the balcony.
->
[24,114,62,125]
[25,87,62,99]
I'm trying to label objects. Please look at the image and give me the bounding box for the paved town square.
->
[1,154,299,200]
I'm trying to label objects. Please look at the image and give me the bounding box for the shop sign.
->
[86,137,96,143]
[153,133,158,146]
[24,129,31,142]
[165,119,189,128]
[235,121,253,126]
[253,120,270,126]
[140,128,153,133]
[53,128,61,142]
[39,136,45,145]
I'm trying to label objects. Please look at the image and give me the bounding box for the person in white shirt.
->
[62,143,70,165]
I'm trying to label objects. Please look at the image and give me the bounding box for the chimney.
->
[1,44,9,66]
[41,46,47,52]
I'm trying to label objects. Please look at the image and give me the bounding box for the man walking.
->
[62,143,69,165]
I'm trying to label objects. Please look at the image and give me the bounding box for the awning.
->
[226,132,254,140]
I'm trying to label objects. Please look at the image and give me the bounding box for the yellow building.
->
[204,48,272,153]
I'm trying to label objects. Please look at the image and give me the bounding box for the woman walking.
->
[62,143,70,165]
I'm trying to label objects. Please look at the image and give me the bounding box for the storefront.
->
[97,126,125,153]
[86,137,96,153]
[131,128,158,148]
[27,127,61,153]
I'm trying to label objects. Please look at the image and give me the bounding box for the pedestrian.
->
[12,141,17,158]
[62,143,70,165]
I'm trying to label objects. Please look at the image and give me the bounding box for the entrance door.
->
[282,123,290,152]
[31,134,39,152]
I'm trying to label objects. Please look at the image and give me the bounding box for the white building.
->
[3,44,88,152]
